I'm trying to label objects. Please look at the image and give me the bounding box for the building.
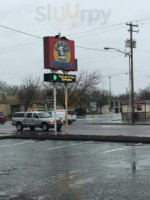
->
[0,94,65,116]
[121,100,150,121]
[0,94,20,116]
[102,100,122,114]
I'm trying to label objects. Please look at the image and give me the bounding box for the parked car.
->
[48,110,77,124]
[0,112,6,124]
[47,111,63,123]
[68,110,77,123]
[12,111,63,131]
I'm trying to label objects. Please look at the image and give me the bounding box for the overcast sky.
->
[0,0,150,95]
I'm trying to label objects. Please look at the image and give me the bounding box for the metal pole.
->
[126,22,138,123]
[109,77,111,112]
[145,103,146,120]
[128,54,131,122]
[65,83,69,135]
[130,24,135,124]
[53,83,57,135]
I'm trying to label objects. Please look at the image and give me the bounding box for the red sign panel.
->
[44,37,76,71]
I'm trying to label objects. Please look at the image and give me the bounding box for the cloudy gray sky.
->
[0,0,150,95]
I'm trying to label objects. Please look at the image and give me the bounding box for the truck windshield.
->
[38,112,51,118]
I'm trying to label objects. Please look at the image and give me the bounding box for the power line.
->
[102,72,129,78]
[0,40,41,50]
[0,17,149,40]
[67,22,126,37]
[79,55,123,65]
[78,53,117,60]
[76,45,106,52]
[67,17,150,38]
[0,24,107,52]
[0,43,41,54]
[0,24,42,39]
[72,26,126,39]
[0,17,149,52]
[0,55,122,67]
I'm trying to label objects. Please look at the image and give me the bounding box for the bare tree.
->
[17,76,41,111]
[90,90,110,111]
[137,86,150,100]
[0,81,7,94]
[0,80,18,95]
[57,70,102,108]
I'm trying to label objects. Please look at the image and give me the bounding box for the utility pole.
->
[109,77,111,112]
[128,53,131,122]
[53,82,57,135]
[65,83,69,135]
[126,22,138,124]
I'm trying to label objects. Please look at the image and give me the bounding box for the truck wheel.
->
[16,122,23,131]
[41,123,49,132]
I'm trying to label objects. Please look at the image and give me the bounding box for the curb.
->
[1,134,150,144]
[83,123,150,125]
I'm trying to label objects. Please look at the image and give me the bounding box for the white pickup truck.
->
[48,110,77,124]
[12,111,63,131]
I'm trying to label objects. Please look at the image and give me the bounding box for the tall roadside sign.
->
[44,37,76,71]
[43,35,77,135]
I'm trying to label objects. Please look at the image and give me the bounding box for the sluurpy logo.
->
[54,41,71,62]
[36,3,112,30]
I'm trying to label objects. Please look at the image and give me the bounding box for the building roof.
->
[121,100,150,105]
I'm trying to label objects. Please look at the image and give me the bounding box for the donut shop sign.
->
[43,37,76,71]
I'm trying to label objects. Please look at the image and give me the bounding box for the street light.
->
[104,47,129,57]
[104,47,131,122]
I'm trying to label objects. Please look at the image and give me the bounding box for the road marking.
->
[101,126,113,128]
[48,141,92,151]
[0,141,34,148]
[102,144,150,154]
[102,146,133,153]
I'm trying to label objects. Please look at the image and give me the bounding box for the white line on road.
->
[48,141,92,151]
[101,126,114,128]
[0,141,34,148]
[102,144,150,154]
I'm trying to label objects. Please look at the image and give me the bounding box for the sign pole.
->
[53,82,57,135]
[65,83,69,135]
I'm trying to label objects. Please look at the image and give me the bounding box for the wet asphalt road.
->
[1,120,150,137]
[1,139,150,199]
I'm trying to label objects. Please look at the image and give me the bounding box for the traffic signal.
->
[44,73,76,83]
[53,75,58,81]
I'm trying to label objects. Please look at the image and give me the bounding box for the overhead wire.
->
[101,72,129,78]
[0,17,149,54]
[0,24,112,52]
[0,17,149,86]
[0,43,42,54]
[0,54,124,67]
[0,40,41,50]
[79,55,124,65]
[66,22,126,37]
[0,17,149,39]
[72,26,127,39]
[67,17,150,38]
[0,24,42,39]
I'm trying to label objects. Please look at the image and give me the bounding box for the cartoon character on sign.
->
[54,41,71,62]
